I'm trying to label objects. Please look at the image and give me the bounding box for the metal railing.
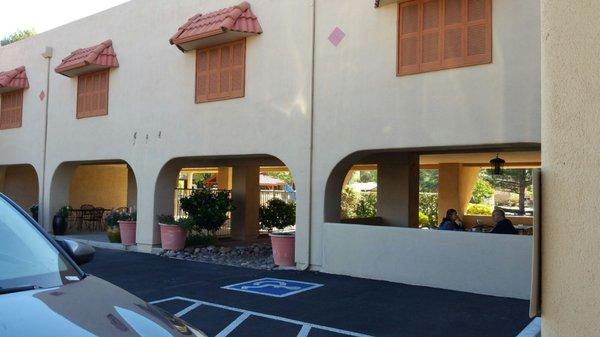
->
[173,188,296,238]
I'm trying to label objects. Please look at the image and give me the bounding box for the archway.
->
[0,164,39,216]
[49,160,137,234]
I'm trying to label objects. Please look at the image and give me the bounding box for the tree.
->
[265,171,294,185]
[1,29,36,46]
[419,169,438,193]
[470,179,495,204]
[482,169,532,215]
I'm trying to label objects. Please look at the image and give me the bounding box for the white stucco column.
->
[126,165,137,208]
[231,165,260,240]
[376,154,419,227]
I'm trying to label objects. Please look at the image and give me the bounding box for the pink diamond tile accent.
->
[39,90,45,101]
[328,27,346,46]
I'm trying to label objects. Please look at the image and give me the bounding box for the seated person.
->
[490,209,518,234]
[439,209,465,231]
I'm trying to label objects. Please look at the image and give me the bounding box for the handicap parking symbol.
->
[222,278,323,298]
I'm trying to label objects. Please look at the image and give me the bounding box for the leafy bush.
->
[180,187,234,234]
[355,192,377,218]
[56,206,70,218]
[419,193,438,228]
[105,210,136,228]
[185,234,218,247]
[259,199,296,231]
[466,203,493,215]
[341,186,359,219]
[419,211,430,227]
[471,179,495,204]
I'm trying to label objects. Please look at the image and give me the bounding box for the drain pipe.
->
[40,47,53,231]
[300,0,317,271]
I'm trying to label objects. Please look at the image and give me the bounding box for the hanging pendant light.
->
[490,154,506,175]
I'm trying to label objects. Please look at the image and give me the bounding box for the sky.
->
[0,0,130,38]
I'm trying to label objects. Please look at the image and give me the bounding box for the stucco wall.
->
[541,0,600,335]
[323,222,532,299]
[68,165,128,209]
[0,165,39,211]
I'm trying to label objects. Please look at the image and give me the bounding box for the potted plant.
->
[157,215,191,251]
[104,211,123,243]
[259,199,296,266]
[30,204,39,222]
[117,210,137,245]
[179,187,233,238]
[53,206,70,235]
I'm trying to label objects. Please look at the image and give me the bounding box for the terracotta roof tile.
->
[55,40,119,77]
[0,66,29,94]
[170,2,262,51]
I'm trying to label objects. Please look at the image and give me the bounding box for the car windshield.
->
[0,197,80,291]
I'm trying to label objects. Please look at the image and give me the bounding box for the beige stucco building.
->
[2,0,593,333]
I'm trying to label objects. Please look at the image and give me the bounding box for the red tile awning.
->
[374,0,404,8]
[0,66,29,94]
[55,40,119,77]
[170,1,262,52]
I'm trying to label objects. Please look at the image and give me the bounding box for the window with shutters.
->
[0,90,24,130]
[397,0,492,76]
[195,39,246,104]
[76,69,109,119]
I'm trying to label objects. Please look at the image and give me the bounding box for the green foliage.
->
[157,214,175,224]
[341,186,359,219]
[30,204,38,213]
[355,192,377,218]
[466,203,493,215]
[1,29,36,46]
[419,169,439,193]
[471,179,495,203]
[179,187,234,233]
[56,206,70,218]
[259,199,296,231]
[105,210,136,228]
[419,193,438,228]
[418,211,430,227]
[193,172,214,187]
[185,234,218,247]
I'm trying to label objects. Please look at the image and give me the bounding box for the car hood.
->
[0,275,206,337]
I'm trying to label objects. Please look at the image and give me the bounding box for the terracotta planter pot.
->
[106,227,121,243]
[118,220,137,245]
[269,233,295,267]
[159,223,187,251]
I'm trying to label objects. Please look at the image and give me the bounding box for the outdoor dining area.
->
[67,205,126,232]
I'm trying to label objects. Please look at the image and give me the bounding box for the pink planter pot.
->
[270,233,295,267]
[118,221,137,245]
[159,223,187,251]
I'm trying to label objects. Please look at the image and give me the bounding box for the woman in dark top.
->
[439,209,465,231]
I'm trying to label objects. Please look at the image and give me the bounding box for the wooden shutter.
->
[0,89,24,129]
[76,69,109,119]
[195,39,246,104]
[397,0,491,76]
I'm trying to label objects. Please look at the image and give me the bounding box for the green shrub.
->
[341,186,359,219]
[419,193,438,228]
[259,199,296,231]
[180,187,234,234]
[56,206,70,218]
[185,234,218,247]
[471,179,495,204]
[355,193,377,218]
[466,203,493,215]
[106,210,136,228]
[418,211,430,227]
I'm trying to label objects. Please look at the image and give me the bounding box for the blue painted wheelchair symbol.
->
[222,278,323,298]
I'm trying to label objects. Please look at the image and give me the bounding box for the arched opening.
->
[0,164,39,217]
[325,145,541,230]
[49,160,137,234]
[155,154,297,243]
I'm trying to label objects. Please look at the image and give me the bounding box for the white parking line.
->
[215,313,251,337]
[150,296,374,337]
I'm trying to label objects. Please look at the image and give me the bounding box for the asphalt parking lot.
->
[83,248,533,337]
